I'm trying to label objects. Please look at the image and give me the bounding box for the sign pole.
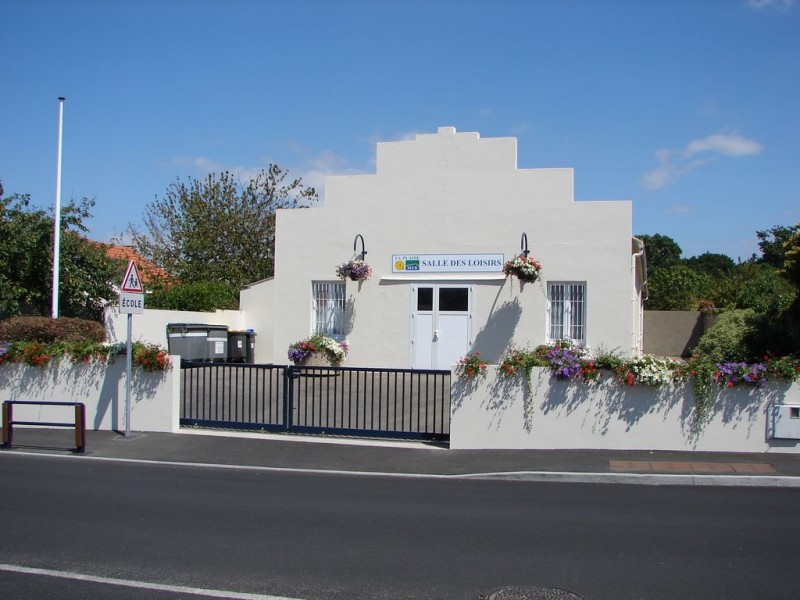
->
[125,312,132,437]
[119,259,144,437]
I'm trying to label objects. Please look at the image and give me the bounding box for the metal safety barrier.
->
[1,400,86,453]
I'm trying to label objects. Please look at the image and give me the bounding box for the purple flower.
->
[546,346,582,380]
[288,347,311,363]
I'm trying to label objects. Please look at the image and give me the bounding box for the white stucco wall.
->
[0,358,180,433]
[265,126,636,368]
[104,307,246,348]
[239,279,275,363]
[451,366,800,454]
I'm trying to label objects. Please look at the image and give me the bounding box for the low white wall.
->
[0,357,180,433]
[104,307,246,348]
[451,366,800,453]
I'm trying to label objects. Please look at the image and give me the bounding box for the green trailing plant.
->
[672,355,717,423]
[456,351,488,379]
[765,355,800,381]
[499,347,549,398]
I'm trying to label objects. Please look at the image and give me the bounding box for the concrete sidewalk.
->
[2,427,800,487]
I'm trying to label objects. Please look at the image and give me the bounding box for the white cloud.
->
[170,156,262,183]
[684,133,763,157]
[665,203,692,215]
[295,150,367,203]
[747,0,795,11]
[642,132,763,190]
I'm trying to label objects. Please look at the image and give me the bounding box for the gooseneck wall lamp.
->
[354,234,367,261]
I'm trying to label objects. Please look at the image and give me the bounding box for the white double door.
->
[412,284,472,370]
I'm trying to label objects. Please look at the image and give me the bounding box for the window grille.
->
[312,282,346,339]
[548,282,586,344]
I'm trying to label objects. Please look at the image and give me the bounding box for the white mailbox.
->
[771,404,800,440]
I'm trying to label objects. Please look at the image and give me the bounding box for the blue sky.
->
[2,0,798,261]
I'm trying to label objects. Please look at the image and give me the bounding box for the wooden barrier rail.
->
[1,400,86,454]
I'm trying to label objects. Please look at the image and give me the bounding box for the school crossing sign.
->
[119,260,144,314]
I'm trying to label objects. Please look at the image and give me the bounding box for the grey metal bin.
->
[167,323,229,362]
[227,330,256,363]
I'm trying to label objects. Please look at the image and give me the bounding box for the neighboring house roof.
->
[103,244,172,287]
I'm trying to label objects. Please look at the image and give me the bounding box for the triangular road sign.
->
[120,260,144,293]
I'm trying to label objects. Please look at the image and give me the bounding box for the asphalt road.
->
[2,453,799,600]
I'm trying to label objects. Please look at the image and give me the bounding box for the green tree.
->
[644,265,715,311]
[0,188,119,320]
[754,224,800,268]
[721,262,796,315]
[636,233,683,270]
[683,252,736,279]
[128,167,317,290]
[781,228,800,288]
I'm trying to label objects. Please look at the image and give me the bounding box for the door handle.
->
[433,329,440,341]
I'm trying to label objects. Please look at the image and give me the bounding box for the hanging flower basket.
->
[335,259,373,281]
[503,255,542,283]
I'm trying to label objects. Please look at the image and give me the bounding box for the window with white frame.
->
[312,282,346,339]
[547,282,586,345]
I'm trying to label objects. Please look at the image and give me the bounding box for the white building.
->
[242,126,646,368]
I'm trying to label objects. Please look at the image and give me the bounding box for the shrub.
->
[147,281,239,311]
[692,309,758,362]
[0,316,105,342]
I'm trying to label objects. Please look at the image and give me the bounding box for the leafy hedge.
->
[0,315,105,342]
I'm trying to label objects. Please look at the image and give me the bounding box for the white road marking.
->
[2,450,799,487]
[0,562,306,600]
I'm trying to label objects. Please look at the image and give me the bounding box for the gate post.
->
[1,401,13,449]
[284,366,300,432]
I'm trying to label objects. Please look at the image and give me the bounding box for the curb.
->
[462,470,800,487]
[3,451,799,488]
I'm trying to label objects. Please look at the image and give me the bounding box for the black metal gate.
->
[180,362,450,441]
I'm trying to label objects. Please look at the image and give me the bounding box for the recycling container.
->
[245,330,256,364]
[227,330,257,363]
[227,331,248,363]
[206,325,229,362]
[166,324,210,361]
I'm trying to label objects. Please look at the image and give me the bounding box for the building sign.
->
[392,253,504,273]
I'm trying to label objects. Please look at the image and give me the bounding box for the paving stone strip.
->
[609,460,777,474]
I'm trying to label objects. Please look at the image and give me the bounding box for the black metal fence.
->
[180,362,451,441]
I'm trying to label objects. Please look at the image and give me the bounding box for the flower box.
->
[288,335,348,366]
